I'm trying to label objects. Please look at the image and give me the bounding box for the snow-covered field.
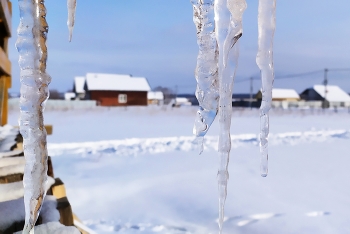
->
[8,107,350,234]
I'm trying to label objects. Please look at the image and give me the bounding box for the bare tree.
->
[153,86,176,104]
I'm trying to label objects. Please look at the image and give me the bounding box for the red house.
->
[82,73,151,106]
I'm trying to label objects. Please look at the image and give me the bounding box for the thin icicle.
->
[256,0,276,177]
[67,0,77,42]
[16,0,51,233]
[215,0,246,232]
[191,0,219,154]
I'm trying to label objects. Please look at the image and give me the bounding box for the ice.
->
[256,0,276,177]
[67,0,77,42]
[214,0,246,232]
[190,0,219,153]
[16,0,51,233]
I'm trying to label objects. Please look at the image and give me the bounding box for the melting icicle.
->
[16,0,51,233]
[67,0,77,42]
[256,0,276,177]
[191,0,219,154]
[215,0,246,232]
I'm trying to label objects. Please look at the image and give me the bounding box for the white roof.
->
[272,88,300,99]
[86,73,151,92]
[175,97,190,103]
[147,91,164,100]
[313,85,350,102]
[74,76,86,93]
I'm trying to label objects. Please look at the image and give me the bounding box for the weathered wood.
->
[0,0,11,37]
[51,178,66,199]
[57,197,74,226]
[0,49,10,76]
[0,173,22,184]
[47,156,54,178]
[45,125,53,135]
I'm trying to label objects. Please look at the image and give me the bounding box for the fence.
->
[8,98,97,111]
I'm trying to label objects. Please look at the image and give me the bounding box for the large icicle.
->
[67,0,77,42]
[191,0,219,153]
[215,0,246,232]
[16,0,51,233]
[256,0,276,177]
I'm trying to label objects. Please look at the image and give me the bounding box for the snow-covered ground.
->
[8,107,350,234]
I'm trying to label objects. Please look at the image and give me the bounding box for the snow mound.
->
[14,221,80,234]
[0,196,59,231]
[48,129,350,157]
[83,219,191,234]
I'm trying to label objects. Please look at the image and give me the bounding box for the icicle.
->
[16,0,51,233]
[215,0,246,232]
[191,0,219,154]
[67,0,77,42]
[256,0,276,177]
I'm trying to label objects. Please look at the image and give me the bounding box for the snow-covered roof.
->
[147,91,164,100]
[86,73,151,92]
[313,85,350,102]
[272,89,300,99]
[74,76,86,94]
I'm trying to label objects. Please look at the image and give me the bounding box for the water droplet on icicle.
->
[67,0,77,42]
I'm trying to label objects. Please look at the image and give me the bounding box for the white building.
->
[300,85,350,107]
[73,76,86,100]
[256,88,300,101]
[147,91,164,105]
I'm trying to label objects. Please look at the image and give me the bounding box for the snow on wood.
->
[0,150,23,159]
[0,164,24,177]
[0,156,25,167]
[0,176,55,203]
[0,124,19,152]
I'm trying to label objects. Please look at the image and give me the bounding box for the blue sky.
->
[8,0,350,94]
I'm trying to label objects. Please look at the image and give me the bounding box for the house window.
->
[118,94,127,103]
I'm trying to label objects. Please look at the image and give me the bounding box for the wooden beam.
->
[0,47,10,76]
[0,0,11,37]
[0,78,5,126]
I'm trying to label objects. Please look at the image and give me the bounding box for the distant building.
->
[177,94,198,106]
[73,76,86,100]
[300,85,350,107]
[147,91,164,105]
[83,73,151,106]
[256,88,300,101]
[173,97,192,107]
[64,92,76,100]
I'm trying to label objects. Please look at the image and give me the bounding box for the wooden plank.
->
[0,78,4,126]
[0,48,11,76]
[51,178,67,199]
[0,0,11,37]
[0,173,22,184]
[57,197,74,226]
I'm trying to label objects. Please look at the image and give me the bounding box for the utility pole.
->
[323,68,328,109]
[249,77,253,109]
